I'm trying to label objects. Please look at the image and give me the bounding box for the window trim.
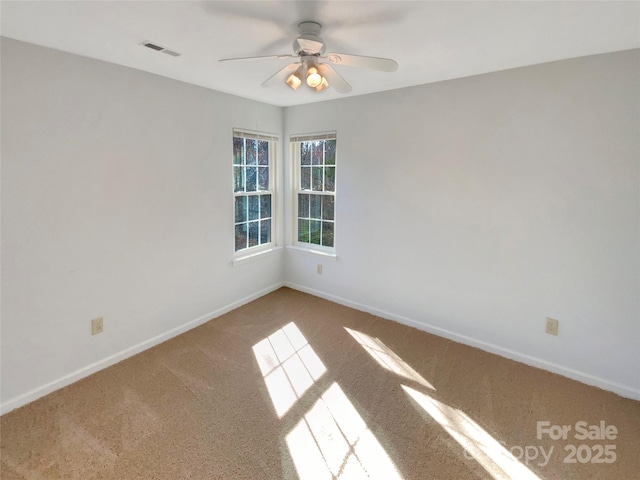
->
[233,128,279,258]
[290,131,337,255]
[286,245,337,260]
[232,246,284,265]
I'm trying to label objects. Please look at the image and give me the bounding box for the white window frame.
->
[291,132,337,255]
[233,129,278,257]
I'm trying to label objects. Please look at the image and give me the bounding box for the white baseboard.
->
[4,280,636,415]
[284,282,640,401]
[0,282,284,416]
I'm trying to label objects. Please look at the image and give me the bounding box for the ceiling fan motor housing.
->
[293,21,325,56]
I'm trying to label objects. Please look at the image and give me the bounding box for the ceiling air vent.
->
[141,41,181,57]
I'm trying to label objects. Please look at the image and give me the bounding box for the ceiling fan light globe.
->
[286,72,302,90]
[306,67,322,88]
[315,77,329,92]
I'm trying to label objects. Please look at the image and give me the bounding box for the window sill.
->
[286,245,337,261]
[232,246,283,265]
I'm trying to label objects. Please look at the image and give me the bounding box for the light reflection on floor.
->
[252,322,326,417]
[254,322,539,480]
[253,323,403,478]
[403,385,542,480]
[344,327,435,390]
[286,382,403,480]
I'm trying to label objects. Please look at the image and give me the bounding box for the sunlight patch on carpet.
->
[345,327,435,390]
[253,322,326,417]
[286,382,403,479]
[402,386,542,480]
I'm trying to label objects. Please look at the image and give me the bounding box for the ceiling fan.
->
[219,21,398,94]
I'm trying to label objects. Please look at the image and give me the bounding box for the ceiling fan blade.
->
[219,54,296,62]
[318,64,352,94]
[325,53,398,72]
[261,63,300,88]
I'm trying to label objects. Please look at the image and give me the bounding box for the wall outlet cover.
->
[545,317,559,336]
[91,317,104,335]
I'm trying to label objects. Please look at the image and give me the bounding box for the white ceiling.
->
[2,1,639,107]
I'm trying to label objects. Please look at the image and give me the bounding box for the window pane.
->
[312,167,323,191]
[248,221,259,247]
[312,142,323,165]
[235,223,247,251]
[233,134,275,253]
[309,194,321,220]
[260,194,271,219]
[322,222,334,247]
[235,196,247,223]
[298,194,309,219]
[258,167,269,191]
[298,219,310,243]
[301,166,311,190]
[301,143,311,165]
[324,139,336,165]
[260,219,271,244]
[258,140,269,165]
[246,139,257,165]
[324,167,335,192]
[322,196,334,221]
[248,195,260,221]
[246,167,257,191]
[295,136,335,249]
[309,220,321,245]
[233,137,244,165]
[234,166,245,192]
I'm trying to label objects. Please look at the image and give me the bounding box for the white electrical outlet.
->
[545,317,559,336]
[91,317,104,335]
[317,264,323,275]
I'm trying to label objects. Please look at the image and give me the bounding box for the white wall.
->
[284,50,640,399]
[2,38,638,413]
[1,38,284,412]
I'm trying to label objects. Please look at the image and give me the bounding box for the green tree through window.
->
[293,133,336,249]
[233,130,277,252]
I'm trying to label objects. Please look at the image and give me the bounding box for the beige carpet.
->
[1,287,639,479]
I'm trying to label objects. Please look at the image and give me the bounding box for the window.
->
[292,132,336,250]
[233,130,277,252]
